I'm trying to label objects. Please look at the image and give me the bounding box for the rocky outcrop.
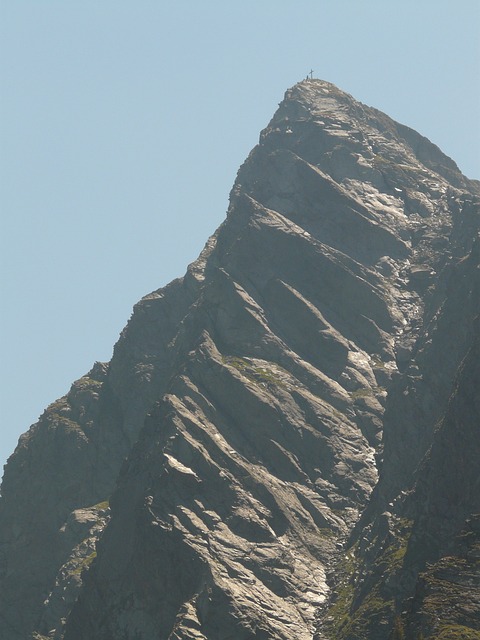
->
[0,276,200,638]
[405,318,480,638]
[1,79,479,639]
[318,211,480,639]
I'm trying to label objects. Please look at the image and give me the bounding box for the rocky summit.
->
[1,79,479,640]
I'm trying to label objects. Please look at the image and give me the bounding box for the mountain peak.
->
[260,78,475,197]
[1,82,479,640]
[286,77,357,106]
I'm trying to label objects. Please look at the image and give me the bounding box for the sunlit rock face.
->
[0,79,478,640]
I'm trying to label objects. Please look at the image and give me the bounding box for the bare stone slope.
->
[0,79,478,640]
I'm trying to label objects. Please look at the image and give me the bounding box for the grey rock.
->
[1,78,479,640]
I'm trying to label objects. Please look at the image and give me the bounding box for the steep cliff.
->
[1,79,478,640]
[318,229,480,640]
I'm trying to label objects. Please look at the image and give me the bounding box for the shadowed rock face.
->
[317,234,480,640]
[0,79,479,640]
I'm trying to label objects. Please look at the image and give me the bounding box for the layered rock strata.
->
[1,79,478,640]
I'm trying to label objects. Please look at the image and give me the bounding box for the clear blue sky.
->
[1,1,479,473]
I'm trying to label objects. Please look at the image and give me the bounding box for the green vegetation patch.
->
[349,386,386,401]
[435,624,480,639]
[379,518,413,572]
[71,551,97,576]
[327,581,394,640]
[323,518,413,639]
[349,387,374,400]
[93,500,110,511]
[370,355,386,369]
[351,584,394,635]
[222,356,288,389]
[322,547,359,637]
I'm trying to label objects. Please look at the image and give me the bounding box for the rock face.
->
[0,79,479,640]
[317,234,480,640]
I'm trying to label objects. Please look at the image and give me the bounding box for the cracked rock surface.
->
[1,79,479,639]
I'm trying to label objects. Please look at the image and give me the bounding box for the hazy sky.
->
[1,1,479,472]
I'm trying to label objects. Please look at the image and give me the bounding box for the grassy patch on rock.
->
[222,356,288,389]
[322,518,413,638]
[435,624,480,639]
[71,551,97,576]
[349,387,374,400]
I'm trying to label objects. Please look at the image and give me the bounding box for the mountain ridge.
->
[1,79,479,640]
